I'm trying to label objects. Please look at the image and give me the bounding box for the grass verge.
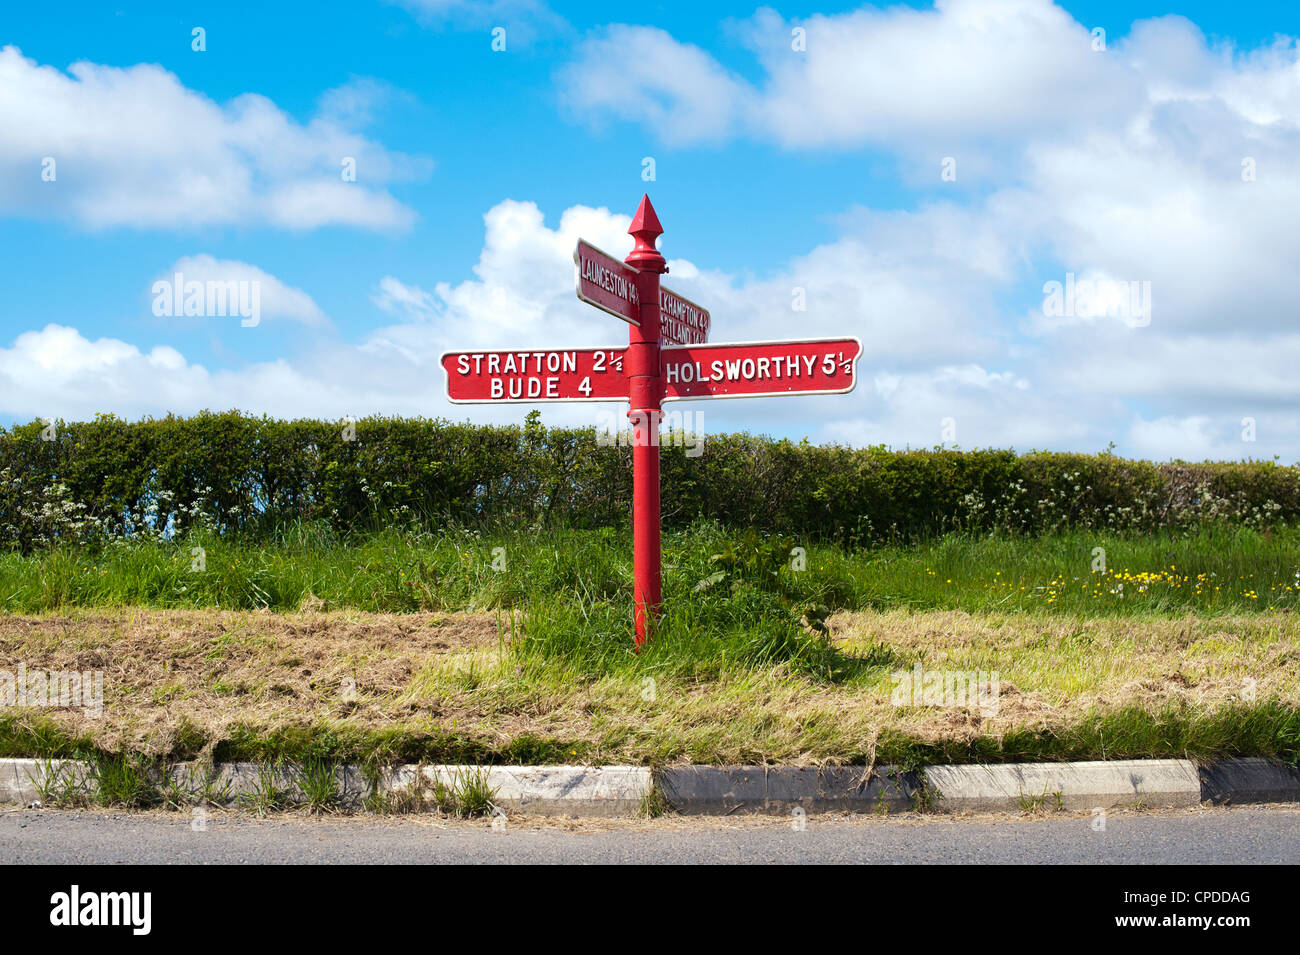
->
[1,605,1295,767]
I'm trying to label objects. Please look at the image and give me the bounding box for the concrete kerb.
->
[166,763,651,815]
[381,765,651,816]
[0,759,652,816]
[2,758,1296,816]
[1198,757,1300,805]
[921,759,1203,812]
[654,765,920,815]
[2,758,93,805]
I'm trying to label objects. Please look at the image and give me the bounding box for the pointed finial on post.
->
[626,194,667,273]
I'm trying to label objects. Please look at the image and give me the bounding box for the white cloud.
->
[0,46,430,231]
[0,324,417,422]
[315,76,413,129]
[372,276,437,318]
[558,26,752,145]
[558,2,1300,193]
[751,0,1139,152]
[1126,415,1249,462]
[561,0,1137,151]
[0,325,209,420]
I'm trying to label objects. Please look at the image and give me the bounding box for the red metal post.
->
[625,195,666,646]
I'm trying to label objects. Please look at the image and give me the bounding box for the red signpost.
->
[623,198,667,646]
[443,195,861,646]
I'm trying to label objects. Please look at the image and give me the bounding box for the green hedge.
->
[2,411,1297,550]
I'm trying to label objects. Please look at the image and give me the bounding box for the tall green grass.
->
[3,520,1299,620]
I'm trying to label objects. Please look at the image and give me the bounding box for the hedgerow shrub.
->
[2,411,1298,551]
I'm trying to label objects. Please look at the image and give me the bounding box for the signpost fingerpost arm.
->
[625,195,666,647]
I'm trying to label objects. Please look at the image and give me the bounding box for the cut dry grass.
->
[1,606,1295,767]
[0,608,498,756]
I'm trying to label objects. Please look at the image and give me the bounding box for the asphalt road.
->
[4,804,1298,864]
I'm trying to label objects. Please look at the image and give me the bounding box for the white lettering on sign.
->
[580,253,639,308]
[659,290,710,345]
[489,377,562,399]
[456,352,580,376]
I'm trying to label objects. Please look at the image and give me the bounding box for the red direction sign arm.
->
[575,240,641,326]
[575,239,709,345]
[661,337,862,401]
[441,347,629,402]
[658,287,710,346]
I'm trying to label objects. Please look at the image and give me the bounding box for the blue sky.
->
[3,1,1300,461]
